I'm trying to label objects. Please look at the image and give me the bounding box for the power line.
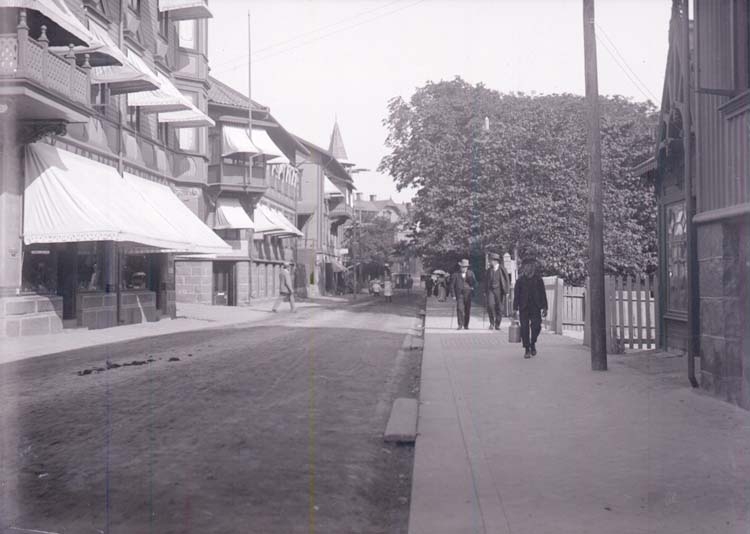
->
[210,0,405,72]
[212,0,424,74]
[595,22,659,102]
[595,33,657,103]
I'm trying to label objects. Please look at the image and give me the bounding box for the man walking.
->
[513,258,548,358]
[271,262,296,313]
[485,252,509,330]
[451,258,476,330]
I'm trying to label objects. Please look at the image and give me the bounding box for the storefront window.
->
[21,246,57,294]
[122,254,149,290]
[666,201,687,313]
[77,242,104,291]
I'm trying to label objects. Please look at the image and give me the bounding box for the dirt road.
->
[0,295,422,534]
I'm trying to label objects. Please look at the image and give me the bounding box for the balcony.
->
[328,198,353,223]
[208,160,268,194]
[0,23,91,126]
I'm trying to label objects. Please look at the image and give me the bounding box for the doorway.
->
[213,262,236,306]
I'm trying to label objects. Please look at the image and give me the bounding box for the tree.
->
[379,77,657,284]
[345,217,399,277]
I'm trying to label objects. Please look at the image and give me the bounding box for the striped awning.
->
[222,126,260,157]
[158,101,214,127]
[89,25,158,94]
[126,52,191,113]
[0,0,94,46]
[213,198,254,230]
[252,128,289,164]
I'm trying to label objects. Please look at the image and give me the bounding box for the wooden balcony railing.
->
[0,21,90,108]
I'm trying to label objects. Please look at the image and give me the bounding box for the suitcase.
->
[508,320,521,343]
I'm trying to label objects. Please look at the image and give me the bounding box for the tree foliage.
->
[379,77,658,284]
[344,216,399,267]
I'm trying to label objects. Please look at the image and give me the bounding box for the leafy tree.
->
[379,77,657,284]
[344,217,399,277]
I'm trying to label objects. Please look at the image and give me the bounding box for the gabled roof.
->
[208,76,268,112]
[295,135,353,184]
[355,198,408,216]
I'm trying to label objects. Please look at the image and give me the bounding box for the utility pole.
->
[583,0,607,371]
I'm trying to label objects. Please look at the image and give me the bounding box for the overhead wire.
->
[595,22,659,102]
[210,0,411,73]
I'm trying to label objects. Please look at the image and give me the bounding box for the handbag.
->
[508,319,521,343]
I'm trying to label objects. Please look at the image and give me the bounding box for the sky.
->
[207,0,672,203]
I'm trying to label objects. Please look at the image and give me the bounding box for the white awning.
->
[252,204,302,239]
[126,51,191,112]
[23,143,190,251]
[89,25,158,94]
[222,126,260,157]
[123,174,230,254]
[158,0,212,20]
[324,176,344,196]
[251,128,289,163]
[158,102,214,127]
[213,197,254,230]
[0,0,95,46]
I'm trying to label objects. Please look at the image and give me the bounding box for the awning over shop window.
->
[252,204,303,239]
[222,126,260,157]
[158,0,212,20]
[330,259,346,273]
[123,174,231,254]
[89,24,159,94]
[24,143,189,250]
[324,176,344,197]
[126,52,192,113]
[252,128,289,164]
[213,198,254,230]
[0,0,95,46]
[158,102,214,128]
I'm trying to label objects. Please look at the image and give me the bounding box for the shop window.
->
[122,254,149,290]
[77,242,105,291]
[21,246,57,294]
[666,201,688,313]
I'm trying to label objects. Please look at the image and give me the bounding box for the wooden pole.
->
[583,0,607,370]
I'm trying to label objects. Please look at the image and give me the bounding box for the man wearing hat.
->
[451,258,477,330]
[272,262,296,313]
[513,258,548,357]
[485,253,509,330]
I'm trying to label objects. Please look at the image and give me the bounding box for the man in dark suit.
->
[513,258,548,357]
[451,258,476,330]
[485,253,509,330]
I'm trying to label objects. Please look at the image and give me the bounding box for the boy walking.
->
[513,258,547,358]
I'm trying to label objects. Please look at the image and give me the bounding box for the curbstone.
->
[384,397,418,443]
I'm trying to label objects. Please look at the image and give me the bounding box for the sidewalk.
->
[409,299,750,534]
[0,295,366,365]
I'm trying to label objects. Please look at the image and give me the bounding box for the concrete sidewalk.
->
[0,295,369,365]
[409,299,750,534]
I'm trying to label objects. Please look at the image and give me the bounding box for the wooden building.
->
[636,0,750,407]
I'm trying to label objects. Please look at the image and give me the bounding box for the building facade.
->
[636,0,750,408]
[0,0,232,337]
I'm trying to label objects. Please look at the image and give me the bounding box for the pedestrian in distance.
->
[436,275,447,302]
[512,258,548,358]
[407,275,414,295]
[271,262,296,313]
[425,275,434,298]
[485,252,509,330]
[383,275,393,303]
[372,279,382,296]
[451,258,477,330]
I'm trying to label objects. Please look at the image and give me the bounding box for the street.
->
[0,295,422,534]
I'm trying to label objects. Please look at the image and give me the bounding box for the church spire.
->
[329,118,353,167]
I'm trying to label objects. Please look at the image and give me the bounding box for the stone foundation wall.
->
[0,295,63,337]
[175,260,212,305]
[697,217,750,408]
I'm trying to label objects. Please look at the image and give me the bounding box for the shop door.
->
[213,263,236,306]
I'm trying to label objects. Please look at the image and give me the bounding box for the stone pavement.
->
[0,295,367,365]
[409,299,750,534]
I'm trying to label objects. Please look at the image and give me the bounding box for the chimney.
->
[369,194,376,202]
[356,192,363,201]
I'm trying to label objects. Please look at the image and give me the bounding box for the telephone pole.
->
[583,0,607,371]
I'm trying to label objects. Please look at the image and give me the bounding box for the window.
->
[666,201,687,313]
[77,242,104,291]
[158,123,169,146]
[127,106,140,131]
[122,254,149,290]
[177,91,199,152]
[91,84,108,114]
[178,20,197,50]
[128,0,140,12]
[21,246,57,294]
[158,10,169,37]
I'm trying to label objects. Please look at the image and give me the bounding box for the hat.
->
[521,257,537,266]
[459,259,470,267]
[489,253,501,261]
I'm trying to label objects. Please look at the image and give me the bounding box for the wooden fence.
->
[582,275,659,353]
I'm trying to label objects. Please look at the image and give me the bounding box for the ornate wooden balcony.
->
[0,13,91,129]
[208,161,268,194]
